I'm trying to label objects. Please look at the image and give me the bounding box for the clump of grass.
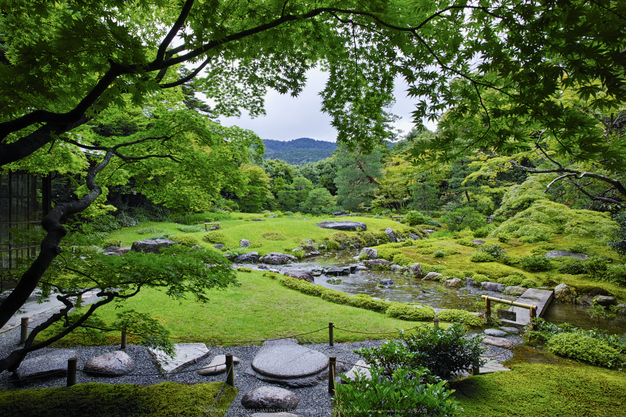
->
[262,232,286,240]
[177,225,203,233]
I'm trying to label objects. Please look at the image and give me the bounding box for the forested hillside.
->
[262,138,336,165]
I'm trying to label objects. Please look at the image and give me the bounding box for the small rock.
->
[84,351,135,377]
[409,263,422,277]
[385,228,397,242]
[359,247,378,259]
[422,272,442,281]
[444,278,463,288]
[546,250,588,259]
[197,355,241,376]
[408,233,421,240]
[362,259,391,269]
[499,326,520,334]
[471,239,485,246]
[213,243,225,249]
[378,279,395,287]
[554,283,577,303]
[342,360,371,382]
[505,286,527,296]
[615,303,626,314]
[242,386,299,411]
[251,218,265,222]
[315,221,367,231]
[484,329,508,338]
[481,282,505,292]
[466,278,480,288]
[240,239,251,248]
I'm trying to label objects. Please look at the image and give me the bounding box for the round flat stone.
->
[252,339,327,379]
[484,328,508,338]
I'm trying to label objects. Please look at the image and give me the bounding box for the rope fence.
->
[3,317,522,389]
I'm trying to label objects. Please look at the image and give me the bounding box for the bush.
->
[441,206,487,232]
[501,255,520,266]
[457,238,478,247]
[321,289,353,305]
[386,302,435,321]
[169,234,200,247]
[436,309,483,327]
[392,253,413,266]
[433,250,445,258]
[470,251,496,263]
[473,227,489,238]
[480,243,507,258]
[519,254,552,272]
[547,332,624,368]
[557,258,587,275]
[202,232,227,244]
[405,210,430,226]
[280,277,325,296]
[603,264,626,285]
[358,323,485,381]
[334,366,460,417]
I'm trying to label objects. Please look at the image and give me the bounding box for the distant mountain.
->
[262,138,336,165]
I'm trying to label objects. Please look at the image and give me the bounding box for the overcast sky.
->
[218,68,436,143]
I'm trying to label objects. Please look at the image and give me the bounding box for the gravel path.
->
[0,324,518,417]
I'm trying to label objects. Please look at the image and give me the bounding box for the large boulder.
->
[546,250,589,259]
[241,386,299,411]
[362,259,391,269]
[315,221,367,231]
[234,252,259,263]
[284,270,314,283]
[359,247,378,259]
[131,239,177,253]
[260,252,297,265]
[84,351,135,376]
[505,286,527,296]
[481,282,505,292]
[594,295,617,306]
[554,283,577,303]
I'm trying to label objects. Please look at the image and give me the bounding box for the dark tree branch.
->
[159,56,212,88]
[155,0,196,67]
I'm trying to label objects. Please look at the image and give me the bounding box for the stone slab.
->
[482,336,514,349]
[198,354,241,376]
[499,326,520,334]
[149,343,210,374]
[15,349,77,381]
[484,328,508,338]
[480,360,511,374]
[252,339,328,379]
[315,221,367,231]
[509,288,554,326]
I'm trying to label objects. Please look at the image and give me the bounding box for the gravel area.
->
[0,324,519,417]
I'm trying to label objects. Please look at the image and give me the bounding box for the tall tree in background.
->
[335,144,383,211]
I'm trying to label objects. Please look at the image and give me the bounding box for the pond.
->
[274,250,626,334]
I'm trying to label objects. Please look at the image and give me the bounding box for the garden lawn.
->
[108,215,415,256]
[451,361,626,416]
[58,270,419,347]
[0,381,236,417]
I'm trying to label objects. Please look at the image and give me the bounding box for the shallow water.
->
[278,250,626,334]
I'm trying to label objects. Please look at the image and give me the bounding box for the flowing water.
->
[274,250,626,334]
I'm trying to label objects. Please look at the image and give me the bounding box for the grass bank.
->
[53,270,422,347]
[0,382,236,417]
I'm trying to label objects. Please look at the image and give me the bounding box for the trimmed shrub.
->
[433,250,445,258]
[202,232,227,244]
[557,258,587,275]
[169,234,200,247]
[280,277,325,296]
[348,294,389,313]
[386,302,435,321]
[321,289,353,305]
[436,309,483,327]
[547,332,624,368]
[405,210,430,226]
[519,254,552,272]
[457,238,478,248]
[470,251,496,263]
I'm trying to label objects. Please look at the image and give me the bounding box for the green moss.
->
[321,288,353,305]
[348,294,389,313]
[0,382,236,417]
[169,234,200,247]
[280,276,325,296]
[547,332,625,368]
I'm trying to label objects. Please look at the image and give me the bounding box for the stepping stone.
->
[248,339,329,387]
[482,336,514,349]
[15,349,77,381]
[484,328,508,337]
[499,326,520,334]
[242,386,299,411]
[197,354,241,376]
[479,360,511,374]
[251,413,300,417]
[149,343,210,374]
[342,360,371,382]
[84,351,135,376]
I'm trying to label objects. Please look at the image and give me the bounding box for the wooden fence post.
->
[329,322,334,347]
[226,353,234,387]
[484,297,491,324]
[433,317,440,329]
[67,357,77,387]
[328,356,336,395]
[20,317,29,344]
[121,329,127,349]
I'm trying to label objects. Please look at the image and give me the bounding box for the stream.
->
[267,250,626,334]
